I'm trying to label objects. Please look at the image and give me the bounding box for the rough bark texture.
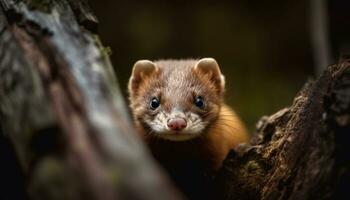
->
[217,59,350,200]
[0,1,349,200]
[0,0,181,200]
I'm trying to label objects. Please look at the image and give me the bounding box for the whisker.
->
[211,122,241,132]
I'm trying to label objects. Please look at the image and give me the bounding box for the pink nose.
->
[167,118,187,131]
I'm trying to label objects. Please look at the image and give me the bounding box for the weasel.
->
[128,58,249,198]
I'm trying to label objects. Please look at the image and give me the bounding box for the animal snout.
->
[167,118,187,131]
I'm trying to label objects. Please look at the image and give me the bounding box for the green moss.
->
[29,157,80,200]
[238,156,272,188]
[24,0,54,13]
[108,168,121,185]
[29,158,66,199]
[244,160,264,176]
[101,46,113,57]
[92,34,113,58]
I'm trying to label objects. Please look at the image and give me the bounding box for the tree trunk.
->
[217,59,350,199]
[0,1,349,200]
[0,0,181,200]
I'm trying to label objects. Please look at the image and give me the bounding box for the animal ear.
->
[128,60,157,95]
[194,58,225,92]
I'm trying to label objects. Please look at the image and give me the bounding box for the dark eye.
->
[194,96,205,108]
[150,97,160,109]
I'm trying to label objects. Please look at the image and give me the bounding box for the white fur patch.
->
[145,110,207,141]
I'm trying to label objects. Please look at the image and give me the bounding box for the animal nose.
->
[167,118,187,131]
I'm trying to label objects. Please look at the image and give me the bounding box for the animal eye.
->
[150,97,160,109]
[194,96,205,108]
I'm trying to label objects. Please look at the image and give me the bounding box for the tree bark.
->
[1,1,349,200]
[0,0,181,200]
[217,59,350,199]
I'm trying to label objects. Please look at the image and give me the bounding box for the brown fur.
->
[128,59,249,171]
[146,104,248,171]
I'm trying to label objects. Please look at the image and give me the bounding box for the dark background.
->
[1,1,350,200]
[89,0,350,130]
[89,0,347,130]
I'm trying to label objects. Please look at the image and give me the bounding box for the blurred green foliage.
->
[89,0,314,131]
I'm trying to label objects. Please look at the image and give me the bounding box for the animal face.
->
[128,58,225,141]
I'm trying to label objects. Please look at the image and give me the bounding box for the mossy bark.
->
[0,0,181,199]
[217,59,350,200]
[0,0,349,200]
